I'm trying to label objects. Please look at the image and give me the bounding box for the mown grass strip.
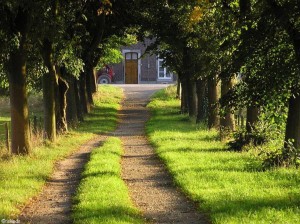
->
[72,137,143,224]
[146,86,300,224]
[0,85,123,218]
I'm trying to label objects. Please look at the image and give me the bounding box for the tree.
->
[266,0,300,149]
[220,76,235,136]
[0,2,34,154]
[37,0,85,140]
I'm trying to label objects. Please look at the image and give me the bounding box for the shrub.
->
[259,140,300,169]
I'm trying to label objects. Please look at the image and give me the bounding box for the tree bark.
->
[90,67,97,94]
[186,76,197,118]
[207,75,219,129]
[182,46,196,116]
[42,40,57,142]
[246,106,259,133]
[66,75,78,126]
[240,0,258,135]
[176,80,181,99]
[220,77,235,133]
[81,13,105,102]
[7,51,31,154]
[79,71,90,114]
[55,73,69,133]
[6,8,31,154]
[85,65,95,106]
[284,93,300,149]
[75,79,84,121]
[180,77,189,114]
[196,79,207,123]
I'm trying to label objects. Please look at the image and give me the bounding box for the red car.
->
[97,65,114,84]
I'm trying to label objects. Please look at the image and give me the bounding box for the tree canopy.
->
[1,0,300,167]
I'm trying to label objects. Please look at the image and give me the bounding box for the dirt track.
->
[19,136,106,224]
[19,84,209,224]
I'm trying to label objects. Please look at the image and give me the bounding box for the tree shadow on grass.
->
[158,146,227,154]
[208,195,300,222]
[82,171,119,179]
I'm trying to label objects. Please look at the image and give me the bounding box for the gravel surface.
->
[19,136,106,224]
[117,84,209,224]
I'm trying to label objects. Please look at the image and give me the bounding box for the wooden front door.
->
[125,52,138,84]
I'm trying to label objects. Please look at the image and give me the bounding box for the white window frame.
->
[157,58,172,80]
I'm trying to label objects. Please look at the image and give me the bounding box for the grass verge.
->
[72,137,143,224]
[0,85,123,218]
[146,86,300,224]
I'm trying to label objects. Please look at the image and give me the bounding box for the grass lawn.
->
[146,86,300,224]
[0,85,123,218]
[72,137,143,224]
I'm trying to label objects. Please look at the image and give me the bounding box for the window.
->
[125,52,138,60]
[157,59,172,79]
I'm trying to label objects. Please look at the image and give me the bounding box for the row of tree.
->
[139,0,300,157]
[0,0,139,154]
[2,0,299,161]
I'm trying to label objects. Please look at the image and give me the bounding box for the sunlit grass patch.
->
[72,137,142,224]
[146,87,300,224]
[0,85,123,218]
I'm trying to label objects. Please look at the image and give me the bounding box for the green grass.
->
[0,85,123,218]
[146,87,300,224]
[72,137,143,224]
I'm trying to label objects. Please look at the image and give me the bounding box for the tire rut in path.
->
[116,85,209,224]
[19,135,106,224]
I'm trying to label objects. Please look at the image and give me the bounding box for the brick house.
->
[112,39,176,84]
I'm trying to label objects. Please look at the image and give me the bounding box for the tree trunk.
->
[220,77,235,133]
[187,76,197,118]
[85,65,95,106]
[284,93,300,149]
[66,75,78,127]
[75,79,84,121]
[180,77,188,114]
[6,8,31,154]
[266,0,300,149]
[196,79,207,123]
[246,106,259,133]
[207,75,219,129]
[81,13,105,98]
[182,46,195,116]
[7,51,31,154]
[90,67,97,93]
[56,75,69,133]
[240,0,257,135]
[176,80,181,99]
[42,40,57,142]
[79,72,90,114]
